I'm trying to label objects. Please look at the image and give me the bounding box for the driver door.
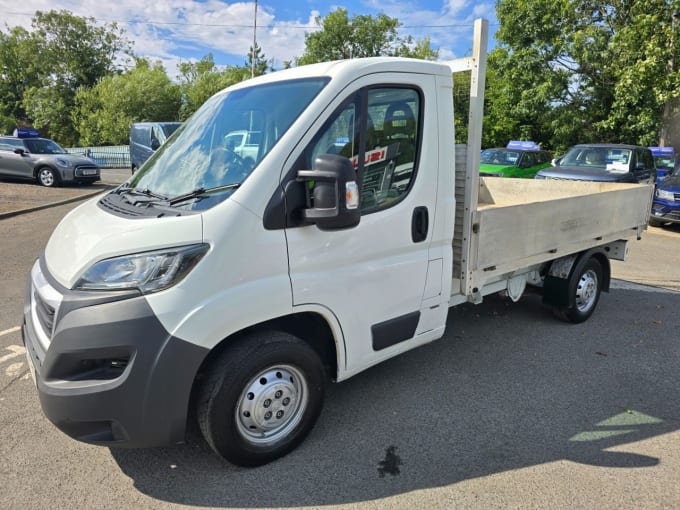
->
[285,74,444,375]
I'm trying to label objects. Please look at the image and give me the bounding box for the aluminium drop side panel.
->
[467,179,653,289]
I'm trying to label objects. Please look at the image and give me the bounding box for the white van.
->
[23,20,652,468]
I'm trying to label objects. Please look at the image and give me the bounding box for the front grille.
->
[674,192,680,201]
[74,164,100,177]
[34,291,56,338]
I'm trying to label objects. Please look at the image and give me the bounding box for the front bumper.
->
[650,202,680,224]
[23,257,208,447]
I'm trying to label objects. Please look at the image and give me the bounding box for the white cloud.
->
[1,0,495,76]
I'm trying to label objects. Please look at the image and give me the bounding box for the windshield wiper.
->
[167,183,241,206]
[116,187,168,200]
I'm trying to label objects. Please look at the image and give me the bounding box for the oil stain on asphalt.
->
[378,445,402,477]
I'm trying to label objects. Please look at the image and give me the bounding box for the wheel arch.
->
[543,247,611,308]
[188,310,342,423]
[33,164,60,184]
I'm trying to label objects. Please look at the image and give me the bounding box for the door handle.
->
[411,206,429,243]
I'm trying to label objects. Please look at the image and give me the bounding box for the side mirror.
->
[297,154,360,231]
[150,139,161,151]
[13,148,26,156]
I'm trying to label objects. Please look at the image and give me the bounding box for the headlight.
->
[656,188,674,200]
[55,158,70,168]
[74,244,209,293]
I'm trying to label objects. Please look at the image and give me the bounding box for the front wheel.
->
[553,257,603,323]
[37,167,59,187]
[197,331,325,467]
[648,217,665,228]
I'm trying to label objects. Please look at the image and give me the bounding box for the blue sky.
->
[3,1,498,76]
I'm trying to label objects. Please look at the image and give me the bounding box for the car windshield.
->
[559,146,632,171]
[23,139,67,154]
[161,123,182,137]
[129,78,329,206]
[654,156,675,169]
[480,149,519,166]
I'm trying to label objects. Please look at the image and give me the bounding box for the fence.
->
[66,145,130,169]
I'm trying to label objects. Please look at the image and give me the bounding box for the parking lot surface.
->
[0,168,129,217]
[1,178,679,509]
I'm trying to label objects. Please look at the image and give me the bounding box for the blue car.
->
[649,162,680,227]
[649,146,676,185]
[535,143,657,184]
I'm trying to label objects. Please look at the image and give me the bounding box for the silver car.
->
[0,136,100,187]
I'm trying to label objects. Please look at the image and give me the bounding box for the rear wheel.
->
[37,167,59,187]
[197,331,325,467]
[552,257,603,323]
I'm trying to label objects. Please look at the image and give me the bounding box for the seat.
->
[383,102,416,165]
[585,150,606,166]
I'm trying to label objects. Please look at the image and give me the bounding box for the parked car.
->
[0,132,100,187]
[129,122,182,173]
[649,162,680,227]
[535,144,657,184]
[479,141,552,178]
[649,146,675,185]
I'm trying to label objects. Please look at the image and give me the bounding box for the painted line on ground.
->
[610,279,680,294]
[0,344,25,364]
[0,326,20,337]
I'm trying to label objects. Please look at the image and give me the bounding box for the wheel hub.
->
[575,269,598,312]
[236,365,307,445]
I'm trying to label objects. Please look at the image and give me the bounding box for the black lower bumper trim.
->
[24,288,209,448]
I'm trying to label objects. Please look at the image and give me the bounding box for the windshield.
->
[480,149,519,166]
[161,123,182,137]
[129,78,329,206]
[23,139,66,154]
[654,156,675,169]
[559,146,632,171]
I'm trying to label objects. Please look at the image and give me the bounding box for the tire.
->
[197,331,325,467]
[37,167,59,187]
[131,165,136,175]
[552,257,603,324]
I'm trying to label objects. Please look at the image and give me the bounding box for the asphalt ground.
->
[0,174,679,509]
[0,168,130,218]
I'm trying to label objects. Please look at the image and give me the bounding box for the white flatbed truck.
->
[23,19,653,467]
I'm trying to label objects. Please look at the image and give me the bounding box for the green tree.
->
[491,0,680,151]
[178,54,251,120]
[297,8,438,65]
[74,59,181,145]
[0,26,38,134]
[20,10,131,145]
[246,43,273,77]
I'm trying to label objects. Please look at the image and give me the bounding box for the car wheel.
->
[37,167,59,187]
[552,257,603,324]
[197,331,325,467]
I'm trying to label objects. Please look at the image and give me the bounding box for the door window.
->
[307,87,421,213]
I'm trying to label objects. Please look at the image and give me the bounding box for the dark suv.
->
[0,135,100,187]
[535,144,656,184]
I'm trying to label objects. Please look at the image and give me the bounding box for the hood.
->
[537,165,631,182]
[44,196,203,289]
[659,175,680,191]
[33,153,98,167]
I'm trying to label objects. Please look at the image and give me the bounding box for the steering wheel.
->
[210,146,253,182]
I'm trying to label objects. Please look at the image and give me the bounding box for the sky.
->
[1,0,498,77]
